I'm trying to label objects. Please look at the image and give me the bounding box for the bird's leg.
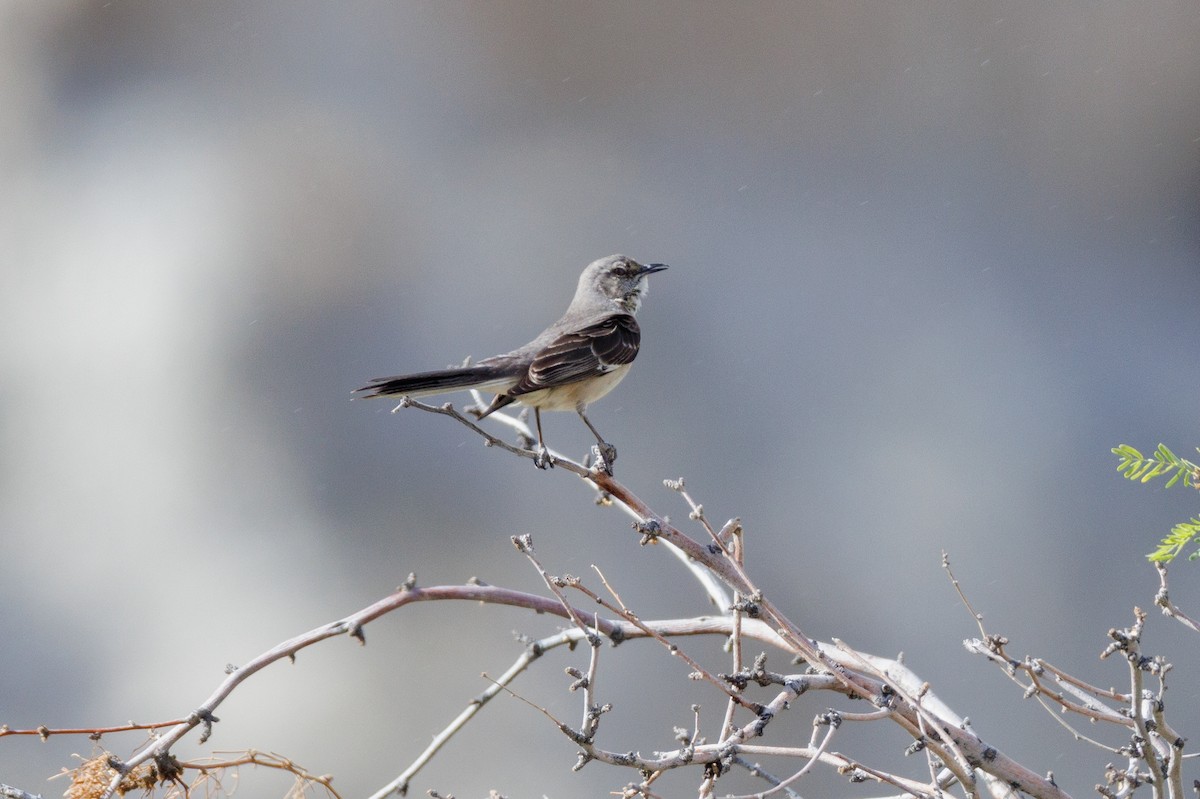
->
[577,408,617,475]
[532,408,554,470]
[513,407,537,451]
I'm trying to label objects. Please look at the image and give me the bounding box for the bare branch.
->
[720,719,837,799]
[0,719,189,741]
[0,783,43,799]
[41,395,1162,797]
[184,750,340,799]
[1153,562,1200,634]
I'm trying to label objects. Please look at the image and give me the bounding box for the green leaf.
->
[1145,517,1200,563]
[1119,443,1200,563]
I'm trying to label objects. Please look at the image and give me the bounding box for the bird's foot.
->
[533,445,556,470]
[590,442,618,476]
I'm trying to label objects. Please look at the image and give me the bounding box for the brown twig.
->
[0,719,188,741]
[184,750,340,799]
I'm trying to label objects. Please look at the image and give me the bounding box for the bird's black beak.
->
[641,262,669,275]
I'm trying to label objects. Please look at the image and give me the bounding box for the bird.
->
[355,254,667,473]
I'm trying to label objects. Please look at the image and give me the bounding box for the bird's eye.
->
[612,261,629,276]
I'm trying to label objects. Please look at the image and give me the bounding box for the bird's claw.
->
[533,446,555,470]
[590,442,618,476]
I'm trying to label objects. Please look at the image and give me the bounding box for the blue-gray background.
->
[3,3,1199,796]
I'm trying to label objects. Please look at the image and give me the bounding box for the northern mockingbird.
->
[355,254,667,472]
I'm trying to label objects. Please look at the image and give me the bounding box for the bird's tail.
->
[353,364,514,399]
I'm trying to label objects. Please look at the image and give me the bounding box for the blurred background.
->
[2,2,1199,796]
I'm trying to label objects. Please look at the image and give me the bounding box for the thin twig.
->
[1154,562,1200,634]
[943,551,988,639]
[184,750,340,799]
[733,744,939,797]
[721,719,838,799]
[367,626,569,799]
[567,580,760,711]
[719,594,744,743]
[1037,659,1129,703]
[726,758,804,799]
[831,638,975,795]
[513,535,600,642]
[0,719,189,740]
[399,397,592,477]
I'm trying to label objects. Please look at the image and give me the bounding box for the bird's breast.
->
[514,363,633,411]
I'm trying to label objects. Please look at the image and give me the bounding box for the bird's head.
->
[577,254,669,314]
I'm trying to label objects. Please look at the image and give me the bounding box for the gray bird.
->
[356,254,667,472]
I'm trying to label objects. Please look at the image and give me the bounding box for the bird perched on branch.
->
[355,254,668,473]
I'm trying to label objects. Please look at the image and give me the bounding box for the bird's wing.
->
[507,314,641,396]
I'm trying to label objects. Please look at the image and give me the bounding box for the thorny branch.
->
[74,398,1066,799]
[13,398,1184,798]
[947,553,1198,799]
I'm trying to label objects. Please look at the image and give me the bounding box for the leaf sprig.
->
[1146,518,1200,563]
[1112,444,1200,562]
[1113,443,1199,488]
